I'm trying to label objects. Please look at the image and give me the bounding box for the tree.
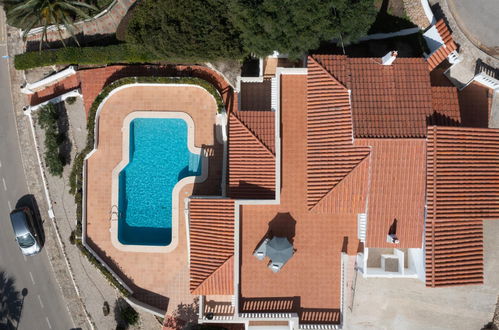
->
[125,0,244,61]
[1,0,97,50]
[229,0,377,58]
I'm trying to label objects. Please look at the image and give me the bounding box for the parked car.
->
[10,207,41,256]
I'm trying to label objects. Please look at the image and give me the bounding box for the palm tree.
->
[1,0,97,50]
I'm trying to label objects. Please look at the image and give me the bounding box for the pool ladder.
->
[110,205,119,221]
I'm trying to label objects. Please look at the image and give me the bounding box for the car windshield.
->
[17,233,35,248]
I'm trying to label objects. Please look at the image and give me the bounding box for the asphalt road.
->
[0,13,75,330]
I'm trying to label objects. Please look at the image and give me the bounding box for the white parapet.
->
[21,66,77,94]
[26,89,82,114]
[474,72,499,90]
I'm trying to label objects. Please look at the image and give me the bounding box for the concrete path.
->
[345,220,499,330]
[447,0,499,58]
[25,0,136,44]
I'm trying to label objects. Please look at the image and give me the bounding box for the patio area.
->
[85,84,223,312]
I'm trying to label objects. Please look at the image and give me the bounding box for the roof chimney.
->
[382,50,398,65]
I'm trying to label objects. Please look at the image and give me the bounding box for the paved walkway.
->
[447,0,499,58]
[28,64,235,116]
[25,0,136,45]
[432,0,499,87]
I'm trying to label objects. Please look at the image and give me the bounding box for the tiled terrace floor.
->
[239,75,359,323]
[86,85,222,312]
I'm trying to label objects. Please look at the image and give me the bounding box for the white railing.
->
[474,72,499,90]
[21,66,77,94]
[240,313,294,319]
[357,213,367,242]
[271,77,278,111]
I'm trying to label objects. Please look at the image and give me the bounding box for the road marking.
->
[45,317,52,329]
[37,295,44,308]
[7,200,11,211]
[29,271,35,284]
[2,177,6,190]
[23,255,27,262]
[0,160,2,167]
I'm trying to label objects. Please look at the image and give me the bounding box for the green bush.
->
[14,43,208,70]
[121,303,139,326]
[65,96,77,105]
[37,104,65,177]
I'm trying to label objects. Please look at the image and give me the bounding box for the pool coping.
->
[110,111,208,253]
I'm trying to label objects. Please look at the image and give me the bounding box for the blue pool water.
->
[118,118,201,246]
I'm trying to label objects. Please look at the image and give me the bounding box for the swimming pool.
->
[117,117,202,246]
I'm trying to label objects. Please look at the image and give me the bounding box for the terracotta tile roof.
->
[430,87,461,125]
[235,110,275,154]
[355,139,427,248]
[427,19,458,71]
[306,56,370,209]
[426,126,499,287]
[189,198,235,294]
[192,256,234,295]
[312,55,434,138]
[228,113,275,199]
[310,155,370,214]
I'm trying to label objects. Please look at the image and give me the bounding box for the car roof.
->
[10,210,30,236]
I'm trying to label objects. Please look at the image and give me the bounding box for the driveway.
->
[447,0,499,58]
[345,220,499,330]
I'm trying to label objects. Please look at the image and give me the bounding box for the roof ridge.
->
[309,55,349,91]
[310,148,370,212]
[231,112,275,158]
[192,255,234,294]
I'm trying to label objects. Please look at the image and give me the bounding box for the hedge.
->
[15,43,211,70]
[68,76,225,296]
[37,104,65,177]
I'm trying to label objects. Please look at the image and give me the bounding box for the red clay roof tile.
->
[228,113,275,199]
[427,19,458,71]
[425,126,499,287]
[189,198,235,294]
[355,139,427,248]
[306,56,370,210]
[430,86,461,125]
[235,110,275,154]
[312,55,434,138]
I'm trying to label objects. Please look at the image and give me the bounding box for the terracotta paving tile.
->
[86,84,221,312]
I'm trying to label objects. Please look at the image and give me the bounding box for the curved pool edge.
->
[110,111,209,253]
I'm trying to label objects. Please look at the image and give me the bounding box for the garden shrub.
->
[65,96,77,105]
[120,303,139,326]
[37,103,65,177]
[14,43,206,70]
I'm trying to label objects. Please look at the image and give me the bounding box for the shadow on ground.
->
[0,271,26,330]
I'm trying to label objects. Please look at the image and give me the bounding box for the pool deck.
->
[86,84,223,312]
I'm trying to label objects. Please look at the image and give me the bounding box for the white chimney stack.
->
[382,50,398,65]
